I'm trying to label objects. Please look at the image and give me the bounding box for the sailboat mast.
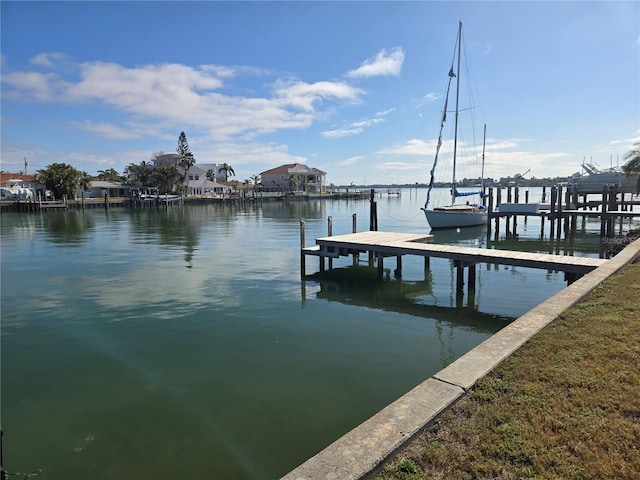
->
[481,123,486,193]
[451,21,462,205]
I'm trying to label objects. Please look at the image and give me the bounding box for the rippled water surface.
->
[2,188,630,479]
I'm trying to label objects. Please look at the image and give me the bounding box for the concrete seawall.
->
[282,238,640,480]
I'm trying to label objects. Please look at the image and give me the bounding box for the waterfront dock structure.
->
[301,230,607,288]
[487,184,640,239]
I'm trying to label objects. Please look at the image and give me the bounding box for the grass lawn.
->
[376,260,640,480]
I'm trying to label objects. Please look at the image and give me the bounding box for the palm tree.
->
[97,168,122,182]
[219,163,235,182]
[622,143,640,194]
[250,174,260,193]
[288,174,297,192]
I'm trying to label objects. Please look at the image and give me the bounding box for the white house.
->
[260,163,326,193]
[153,154,226,196]
[82,180,136,198]
[184,165,226,196]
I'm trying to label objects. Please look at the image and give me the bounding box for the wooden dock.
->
[301,231,607,289]
[486,184,640,239]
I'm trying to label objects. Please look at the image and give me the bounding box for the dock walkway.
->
[304,230,606,275]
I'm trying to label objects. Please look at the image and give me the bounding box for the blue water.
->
[1,188,629,479]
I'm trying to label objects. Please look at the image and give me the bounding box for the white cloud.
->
[338,156,364,166]
[30,52,69,68]
[274,79,363,111]
[71,120,141,140]
[378,139,436,156]
[1,71,66,101]
[322,127,363,138]
[321,111,390,138]
[1,59,366,142]
[347,47,405,78]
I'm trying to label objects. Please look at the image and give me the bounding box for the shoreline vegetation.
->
[375,260,640,480]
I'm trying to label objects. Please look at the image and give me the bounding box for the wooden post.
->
[556,185,563,239]
[300,220,306,277]
[455,261,464,294]
[327,216,333,270]
[377,252,384,279]
[495,187,502,237]
[600,185,608,237]
[351,213,358,264]
[468,263,476,291]
[487,188,494,237]
[549,186,556,240]
[369,190,377,264]
[607,186,617,237]
[394,255,402,278]
[468,263,477,307]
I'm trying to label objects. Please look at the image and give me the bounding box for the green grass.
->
[376,261,640,480]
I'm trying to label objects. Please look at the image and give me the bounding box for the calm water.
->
[1,188,632,479]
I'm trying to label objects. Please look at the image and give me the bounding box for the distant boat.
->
[422,22,488,229]
[139,193,182,203]
[566,161,640,194]
[0,179,35,200]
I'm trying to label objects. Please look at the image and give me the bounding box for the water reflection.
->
[41,210,95,245]
[429,224,487,247]
[306,265,510,331]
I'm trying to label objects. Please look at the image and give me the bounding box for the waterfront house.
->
[260,163,326,193]
[184,165,226,196]
[153,154,227,196]
[81,180,139,199]
[0,173,46,200]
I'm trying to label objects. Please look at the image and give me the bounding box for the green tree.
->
[288,173,298,192]
[35,163,90,200]
[124,161,154,187]
[177,131,196,193]
[79,171,92,192]
[218,163,235,182]
[622,143,640,194]
[206,169,216,182]
[97,168,123,182]
[250,174,261,192]
[152,165,182,194]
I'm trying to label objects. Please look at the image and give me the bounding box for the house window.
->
[189,174,194,181]
[195,174,199,181]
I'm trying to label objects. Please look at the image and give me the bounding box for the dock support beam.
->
[377,252,384,279]
[455,261,465,294]
[300,220,306,277]
[394,256,402,278]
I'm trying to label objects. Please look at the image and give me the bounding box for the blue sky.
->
[1,1,639,186]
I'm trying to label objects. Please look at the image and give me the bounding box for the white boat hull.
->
[422,206,487,229]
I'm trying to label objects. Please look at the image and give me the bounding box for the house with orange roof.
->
[260,163,326,193]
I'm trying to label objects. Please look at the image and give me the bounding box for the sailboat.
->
[422,22,488,229]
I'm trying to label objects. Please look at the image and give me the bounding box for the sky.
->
[1,1,639,186]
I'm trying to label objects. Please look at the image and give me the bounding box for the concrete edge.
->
[281,238,640,480]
